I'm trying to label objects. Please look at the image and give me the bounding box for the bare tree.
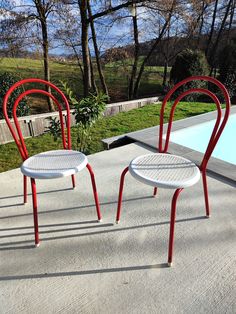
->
[31,0,56,110]
[87,0,109,96]
[54,6,84,77]
[77,0,92,96]
[205,0,219,57]
[128,1,139,99]
[131,0,177,98]
[0,2,29,58]
[208,0,234,75]
[0,0,60,111]
[77,0,147,96]
[226,0,236,43]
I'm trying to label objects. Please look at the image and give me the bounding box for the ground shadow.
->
[0,263,168,281]
[0,223,114,239]
[0,220,99,232]
[0,203,23,209]
[0,187,73,201]
[0,195,153,220]
[0,216,206,250]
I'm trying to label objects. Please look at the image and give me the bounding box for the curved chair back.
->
[158,76,231,171]
[3,78,71,161]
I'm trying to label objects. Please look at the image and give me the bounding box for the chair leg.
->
[23,175,27,204]
[168,188,183,267]
[202,171,210,218]
[86,164,102,222]
[116,167,129,223]
[153,187,158,197]
[71,174,76,189]
[30,178,40,247]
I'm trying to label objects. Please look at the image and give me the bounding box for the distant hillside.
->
[103,29,236,66]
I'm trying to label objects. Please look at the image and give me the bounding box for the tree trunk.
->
[40,19,55,111]
[163,59,168,86]
[87,0,108,96]
[227,0,235,43]
[133,14,172,98]
[197,1,208,47]
[34,0,55,111]
[128,3,139,99]
[205,0,218,58]
[162,24,171,86]
[69,38,84,78]
[89,49,98,93]
[79,0,91,97]
[209,0,233,74]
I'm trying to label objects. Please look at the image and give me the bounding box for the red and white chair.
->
[115,76,231,266]
[3,78,102,247]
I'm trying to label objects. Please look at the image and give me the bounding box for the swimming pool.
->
[170,113,236,165]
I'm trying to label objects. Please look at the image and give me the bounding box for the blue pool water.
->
[170,113,236,165]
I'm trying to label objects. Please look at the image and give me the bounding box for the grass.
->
[0,57,165,104]
[0,101,217,172]
[0,57,81,95]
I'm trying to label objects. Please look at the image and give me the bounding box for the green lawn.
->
[0,101,217,173]
[0,57,81,94]
[0,57,165,103]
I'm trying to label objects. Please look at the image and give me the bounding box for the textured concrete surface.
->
[0,143,235,314]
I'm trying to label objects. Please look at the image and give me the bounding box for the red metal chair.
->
[3,78,102,247]
[115,76,231,266]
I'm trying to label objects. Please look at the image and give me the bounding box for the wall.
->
[0,96,160,144]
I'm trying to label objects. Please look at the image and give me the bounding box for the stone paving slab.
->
[0,143,235,313]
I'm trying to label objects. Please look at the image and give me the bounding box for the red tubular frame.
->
[115,75,231,265]
[86,164,102,222]
[3,78,102,246]
[168,188,183,266]
[153,187,158,197]
[23,175,27,204]
[3,79,72,160]
[158,76,230,218]
[116,167,129,223]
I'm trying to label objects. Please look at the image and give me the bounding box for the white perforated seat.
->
[21,150,88,179]
[129,153,201,189]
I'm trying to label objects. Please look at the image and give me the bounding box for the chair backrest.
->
[159,75,231,171]
[3,78,71,161]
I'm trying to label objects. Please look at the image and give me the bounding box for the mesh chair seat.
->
[129,153,201,189]
[21,150,88,179]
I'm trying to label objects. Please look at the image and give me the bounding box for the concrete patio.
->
[0,143,235,313]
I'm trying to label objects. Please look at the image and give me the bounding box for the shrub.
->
[169,49,209,101]
[60,81,108,153]
[218,43,236,98]
[0,72,29,119]
[45,117,61,142]
[170,49,209,84]
[103,47,133,64]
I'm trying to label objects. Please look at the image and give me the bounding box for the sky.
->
[2,0,233,56]
[0,0,159,55]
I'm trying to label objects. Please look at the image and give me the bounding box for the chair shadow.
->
[0,223,114,239]
[0,188,75,209]
[0,220,99,232]
[0,216,206,250]
[0,263,168,281]
[0,195,153,220]
[0,187,73,201]
[0,203,24,209]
